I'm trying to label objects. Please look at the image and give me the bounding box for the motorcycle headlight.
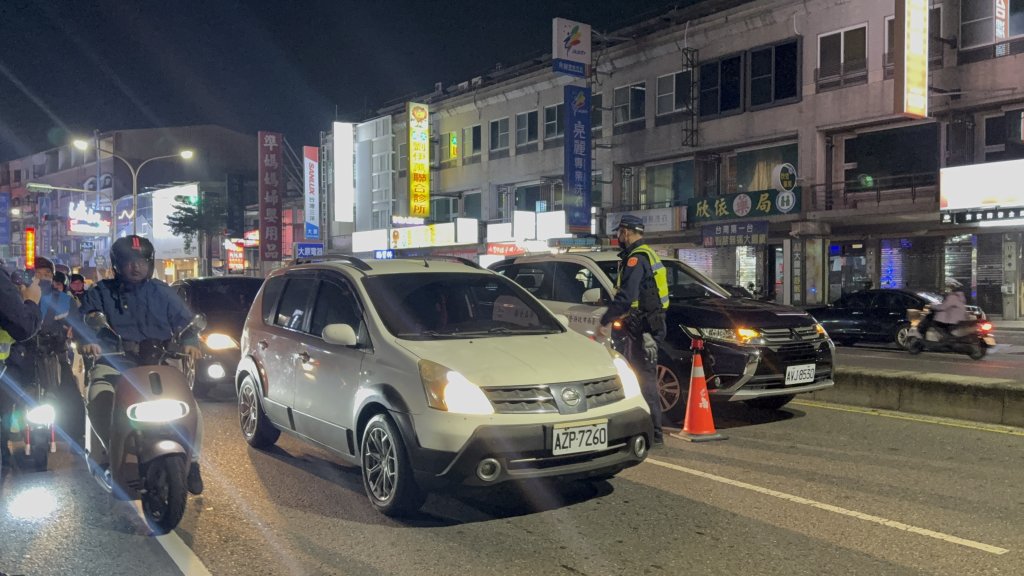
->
[202,333,238,351]
[688,326,764,345]
[127,399,190,423]
[605,347,642,399]
[419,360,494,415]
[26,404,56,426]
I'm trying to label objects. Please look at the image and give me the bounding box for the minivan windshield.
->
[364,272,565,340]
[597,258,730,300]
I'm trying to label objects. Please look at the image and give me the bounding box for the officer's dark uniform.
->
[600,215,668,443]
[0,267,41,466]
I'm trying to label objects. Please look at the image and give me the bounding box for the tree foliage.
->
[166,194,227,253]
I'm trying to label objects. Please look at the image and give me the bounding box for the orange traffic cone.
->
[672,340,727,442]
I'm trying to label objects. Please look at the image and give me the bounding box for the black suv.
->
[490,252,834,420]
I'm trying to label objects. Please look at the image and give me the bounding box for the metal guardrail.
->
[807,173,939,211]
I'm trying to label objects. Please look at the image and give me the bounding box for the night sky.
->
[0,0,687,162]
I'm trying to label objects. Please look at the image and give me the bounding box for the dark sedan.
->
[172,276,264,396]
[808,289,943,349]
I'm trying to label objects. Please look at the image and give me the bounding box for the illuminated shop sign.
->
[66,200,112,236]
[895,0,928,119]
[407,102,430,217]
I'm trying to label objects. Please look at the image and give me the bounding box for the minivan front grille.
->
[484,377,624,414]
[761,326,820,344]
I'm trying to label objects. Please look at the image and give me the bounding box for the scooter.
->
[905,308,993,360]
[82,311,205,535]
[0,364,56,473]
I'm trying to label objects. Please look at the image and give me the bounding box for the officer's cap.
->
[613,214,645,233]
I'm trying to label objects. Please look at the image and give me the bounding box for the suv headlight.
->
[419,360,494,415]
[202,333,238,351]
[815,323,829,338]
[605,347,642,399]
[686,326,764,345]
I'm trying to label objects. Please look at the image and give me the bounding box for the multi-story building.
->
[328,0,1024,318]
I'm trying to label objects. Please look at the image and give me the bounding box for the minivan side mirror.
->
[582,288,603,305]
[323,323,358,347]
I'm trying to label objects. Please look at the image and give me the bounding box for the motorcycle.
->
[82,311,205,535]
[905,308,994,360]
[0,363,56,473]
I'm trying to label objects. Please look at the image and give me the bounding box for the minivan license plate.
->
[552,419,608,456]
[785,364,815,385]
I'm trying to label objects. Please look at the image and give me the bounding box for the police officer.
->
[599,214,669,446]
[77,235,206,494]
[0,263,42,469]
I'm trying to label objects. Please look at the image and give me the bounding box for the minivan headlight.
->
[202,332,238,351]
[605,347,642,399]
[686,326,764,345]
[419,360,494,415]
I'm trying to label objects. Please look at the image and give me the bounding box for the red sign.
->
[25,227,35,269]
[258,131,283,261]
[487,243,526,256]
[227,241,245,272]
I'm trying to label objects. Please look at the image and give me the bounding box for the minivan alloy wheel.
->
[363,426,398,502]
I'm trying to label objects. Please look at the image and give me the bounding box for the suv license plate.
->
[552,419,608,456]
[785,364,815,385]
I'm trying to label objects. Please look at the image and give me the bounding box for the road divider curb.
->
[806,367,1024,427]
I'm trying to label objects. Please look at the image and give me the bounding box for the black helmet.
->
[111,235,155,276]
[53,271,68,286]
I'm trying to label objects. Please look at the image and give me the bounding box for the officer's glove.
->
[642,333,658,364]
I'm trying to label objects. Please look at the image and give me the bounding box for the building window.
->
[544,104,564,139]
[843,124,939,189]
[656,70,693,115]
[440,132,457,163]
[816,25,867,91]
[699,54,744,118]
[749,39,800,109]
[463,125,481,156]
[613,82,646,125]
[885,8,943,78]
[398,142,408,172]
[984,114,1007,162]
[463,191,482,219]
[515,111,539,147]
[489,118,509,151]
[591,93,603,129]
[961,0,994,49]
[430,196,458,223]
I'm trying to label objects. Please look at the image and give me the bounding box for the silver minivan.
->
[236,257,653,516]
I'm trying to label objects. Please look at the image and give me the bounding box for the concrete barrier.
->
[805,367,1024,427]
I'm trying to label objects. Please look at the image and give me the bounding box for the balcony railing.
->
[815,59,868,92]
[809,172,939,211]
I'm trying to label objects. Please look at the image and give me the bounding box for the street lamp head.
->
[180,150,194,160]
[73,139,90,151]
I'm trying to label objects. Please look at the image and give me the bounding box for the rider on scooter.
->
[919,278,968,339]
[77,235,206,495]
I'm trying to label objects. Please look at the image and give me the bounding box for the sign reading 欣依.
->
[688,188,800,223]
[408,102,430,218]
[303,146,320,240]
[258,131,283,261]
[552,18,591,78]
[564,85,592,233]
[702,221,769,248]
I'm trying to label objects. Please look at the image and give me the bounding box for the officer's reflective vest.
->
[616,244,670,310]
[0,329,13,362]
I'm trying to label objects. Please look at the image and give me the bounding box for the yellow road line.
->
[790,400,1024,437]
[646,458,1010,555]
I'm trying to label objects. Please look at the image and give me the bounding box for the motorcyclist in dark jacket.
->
[0,263,42,468]
[77,235,206,494]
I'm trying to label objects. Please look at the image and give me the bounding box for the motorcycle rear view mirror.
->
[180,314,208,338]
[85,311,112,332]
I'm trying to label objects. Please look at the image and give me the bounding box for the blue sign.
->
[374,249,395,260]
[305,222,319,241]
[0,192,9,244]
[295,242,324,258]
[563,85,592,233]
[553,59,587,78]
[701,221,769,248]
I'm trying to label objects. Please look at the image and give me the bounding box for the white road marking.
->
[646,458,1010,556]
[133,501,213,575]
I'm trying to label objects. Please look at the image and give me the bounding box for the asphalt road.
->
[835,331,1024,381]
[2,393,1022,576]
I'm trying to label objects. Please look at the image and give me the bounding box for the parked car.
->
[172,276,264,396]
[807,288,986,349]
[235,256,653,516]
[489,252,834,419]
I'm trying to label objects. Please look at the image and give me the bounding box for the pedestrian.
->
[52,270,68,293]
[598,214,669,447]
[0,263,42,470]
[68,273,87,302]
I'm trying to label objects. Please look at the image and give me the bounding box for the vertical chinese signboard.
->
[894,0,928,119]
[258,131,283,261]
[0,192,9,246]
[303,146,320,240]
[564,85,592,233]
[408,102,430,218]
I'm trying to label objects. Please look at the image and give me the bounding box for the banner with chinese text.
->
[564,85,591,233]
[303,146,320,240]
[701,221,769,247]
[687,188,800,223]
[408,102,430,217]
[258,131,283,261]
